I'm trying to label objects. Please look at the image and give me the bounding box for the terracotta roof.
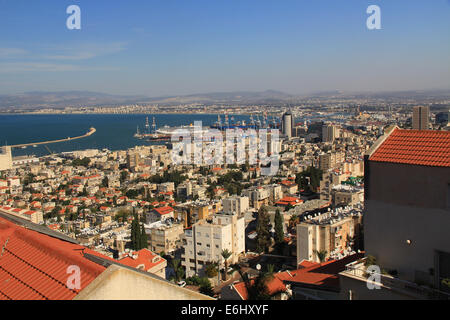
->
[118,249,165,271]
[370,128,450,167]
[153,206,174,216]
[0,217,108,300]
[233,275,286,300]
[276,253,365,290]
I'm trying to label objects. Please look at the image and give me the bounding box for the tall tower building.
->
[322,124,337,142]
[412,106,429,130]
[0,146,12,171]
[282,111,293,139]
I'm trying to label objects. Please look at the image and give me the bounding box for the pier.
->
[10,127,96,149]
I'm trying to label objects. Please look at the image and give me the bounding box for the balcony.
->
[342,258,450,300]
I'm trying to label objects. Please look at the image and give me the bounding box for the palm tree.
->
[314,249,328,263]
[221,249,232,280]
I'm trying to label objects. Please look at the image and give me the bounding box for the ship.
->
[134,117,171,141]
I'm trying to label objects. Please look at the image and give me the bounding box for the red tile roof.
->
[0,217,108,300]
[153,206,174,216]
[370,128,450,167]
[233,275,286,300]
[118,249,165,272]
[276,253,365,290]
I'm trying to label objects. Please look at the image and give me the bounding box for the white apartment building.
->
[182,212,245,277]
[296,207,363,264]
[0,147,12,171]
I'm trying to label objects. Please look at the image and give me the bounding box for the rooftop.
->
[370,128,450,167]
[0,216,107,300]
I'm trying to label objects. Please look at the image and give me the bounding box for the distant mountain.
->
[0,91,147,110]
[0,89,449,111]
[145,90,294,105]
[0,90,295,110]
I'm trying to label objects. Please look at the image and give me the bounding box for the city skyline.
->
[1,0,450,96]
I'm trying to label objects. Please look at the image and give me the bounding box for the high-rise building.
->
[322,124,338,142]
[0,146,12,171]
[126,152,141,170]
[282,111,294,139]
[412,106,429,130]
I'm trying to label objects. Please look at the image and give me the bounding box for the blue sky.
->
[0,0,449,96]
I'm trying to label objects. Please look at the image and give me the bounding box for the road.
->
[10,127,96,149]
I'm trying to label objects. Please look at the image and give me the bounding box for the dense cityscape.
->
[0,0,449,311]
[0,102,449,300]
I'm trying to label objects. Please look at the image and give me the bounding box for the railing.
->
[343,259,450,300]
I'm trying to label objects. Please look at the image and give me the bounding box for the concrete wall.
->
[365,161,450,284]
[339,273,413,300]
[75,265,213,300]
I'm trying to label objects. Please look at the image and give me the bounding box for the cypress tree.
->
[274,209,284,245]
[256,206,271,253]
[131,210,140,250]
[140,223,148,249]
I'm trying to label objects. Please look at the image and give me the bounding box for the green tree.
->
[204,262,218,278]
[140,223,148,249]
[72,157,91,167]
[171,259,185,283]
[101,176,109,188]
[256,206,271,253]
[131,210,141,250]
[314,249,328,263]
[198,277,214,297]
[274,209,284,252]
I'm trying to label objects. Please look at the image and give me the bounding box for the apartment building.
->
[222,195,249,215]
[319,151,344,171]
[243,186,270,209]
[146,220,184,254]
[340,127,450,300]
[296,207,363,264]
[118,249,167,279]
[322,124,339,142]
[0,147,12,171]
[331,185,364,207]
[0,206,44,224]
[412,106,430,130]
[182,212,245,277]
[364,128,449,288]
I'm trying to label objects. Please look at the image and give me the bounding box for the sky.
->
[0,0,449,96]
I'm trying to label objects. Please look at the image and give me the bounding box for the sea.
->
[0,114,257,157]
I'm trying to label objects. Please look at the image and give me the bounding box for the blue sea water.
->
[0,114,254,157]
